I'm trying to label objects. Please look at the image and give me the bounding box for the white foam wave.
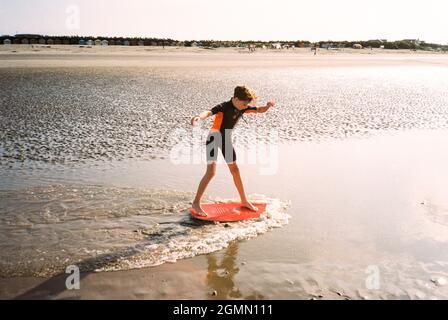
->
[95,195,290,272]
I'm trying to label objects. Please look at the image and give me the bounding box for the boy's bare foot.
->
[192,203,207,217]
[241,201,259,211]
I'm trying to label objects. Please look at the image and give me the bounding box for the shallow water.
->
[1,66,448,165]
[0,184,288,277]
[2,131,448,299]
[1,64,448,299]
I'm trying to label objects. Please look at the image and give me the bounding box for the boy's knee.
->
[206,165,217,177]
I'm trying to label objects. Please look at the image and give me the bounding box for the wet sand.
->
[1,130,448,299]
[1,47,448,299]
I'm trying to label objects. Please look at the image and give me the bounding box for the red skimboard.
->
[190,202,266,222]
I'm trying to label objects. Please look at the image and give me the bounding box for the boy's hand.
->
[256,101,276,113]
[191,116,200,126]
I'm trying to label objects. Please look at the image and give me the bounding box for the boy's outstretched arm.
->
[190,110,212,125]
[256,100,275,113]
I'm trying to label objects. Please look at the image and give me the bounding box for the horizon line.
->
[1,33,445,46]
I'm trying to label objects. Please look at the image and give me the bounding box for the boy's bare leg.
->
[227,162,258,211]
[192,162,217,216]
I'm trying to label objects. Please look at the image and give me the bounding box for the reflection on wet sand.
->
[206,241,264,300]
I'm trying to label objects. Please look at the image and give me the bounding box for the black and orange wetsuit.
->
[206,99,257,163]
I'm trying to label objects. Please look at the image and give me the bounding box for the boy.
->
[190,85,275,217]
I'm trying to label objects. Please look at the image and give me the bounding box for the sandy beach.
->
[1,45,448,299]
[1,45,448,68]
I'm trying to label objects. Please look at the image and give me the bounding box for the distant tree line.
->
[316,39,447,51]
[1,34,447,51]
[182,40,313,48]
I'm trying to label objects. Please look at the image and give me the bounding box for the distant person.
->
[190,86,275,217]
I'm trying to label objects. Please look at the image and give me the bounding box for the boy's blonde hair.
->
[234,85,257,102]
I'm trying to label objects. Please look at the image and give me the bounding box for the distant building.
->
[3,39,11,45]
[101,40,108,46]
[138,40,144,46]
[321,43,338,49]
[115,40,122,45]
[403,39,421,45]
[62,39,70,45]
[38,38,46,45]
[109,39,115,45]
[94,39,101,46]
[123,40,130,46]
[79,39,86,45]
[191,42,197,47]
[15,33,40,45]
[86,40,93,46]
[54,39,62,45]
[353,44,363,49]
[47,39,54,45]
[272,43,282,49]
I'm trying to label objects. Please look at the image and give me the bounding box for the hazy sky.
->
[1,0,447,43]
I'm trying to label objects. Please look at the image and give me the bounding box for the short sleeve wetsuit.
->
[206,99,257,163]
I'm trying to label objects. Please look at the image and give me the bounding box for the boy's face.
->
[232,97,251,110]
